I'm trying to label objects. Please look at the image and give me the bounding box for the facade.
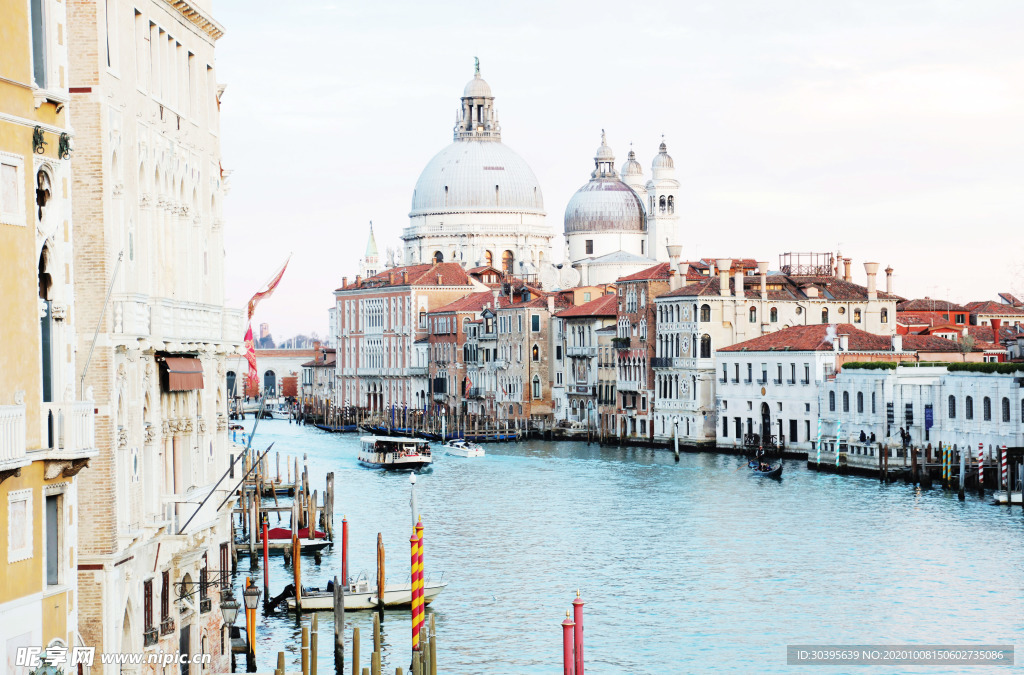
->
[652,256,901,446]
[0,0,97,664]
[334,263,475,412]
[494,294,566,426]
[229,349,314,400]
[402,64,552,273]
[68,2,240,672]
[614,263,672,440]
[300,346,336,405]
[966,300,1024,328]
[596,326,618,435]
[553,294,617,427]
[896,298,969,333]
[425,291,495,412]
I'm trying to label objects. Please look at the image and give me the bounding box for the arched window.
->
[698,334,710,358]
[659,195,666,213]
[700,304,711,322]
[667,195,675,214]
[829,391,836,412]
[842,391,849,412]
[484,250,493,267]
[948,395,956,419]
[532,344,539,361]
[1002,397,1010,423]
[532,376,541,399]
[263,371,276,397]
[502,250,514,274]
[881,308,888,323]
[770,307,778,323]
[433,251,443,263]
[749,306,757,323]
[226,371,237,397]
[856,392,864,413]
[853,308,862,323]
[965,396,974,420]
[871,391,876,413]
[821,308,829,324]
[983,397,992,421]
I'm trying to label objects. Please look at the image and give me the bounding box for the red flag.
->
[244,325,259,391]
[247,256,291,321]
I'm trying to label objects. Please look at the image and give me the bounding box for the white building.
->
[402,63,552,273]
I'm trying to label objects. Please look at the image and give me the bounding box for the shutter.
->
[144,580,153,629]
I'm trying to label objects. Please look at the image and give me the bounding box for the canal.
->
[235,420,1024,674]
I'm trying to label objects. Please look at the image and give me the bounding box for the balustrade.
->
[0,405,26,464]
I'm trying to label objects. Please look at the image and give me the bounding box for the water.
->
[235,420,1024,674]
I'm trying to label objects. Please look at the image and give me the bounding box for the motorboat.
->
[358,436,432,471]
[285,572,448,611]
[444,439,485,458]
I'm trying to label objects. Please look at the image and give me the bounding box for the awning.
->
[163,357,204,391]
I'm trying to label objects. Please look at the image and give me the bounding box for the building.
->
[614,263,672,440]
[402,63,552,272]
[425,291,495,413]
[300,345,336,405]
[360,223,380,279]
[1,0,97,664]
[334,263,476,412]
[494,293,566,427]
[652,255,901,447]
[896,297,969,332]
[230,349,315,400]
[966,300,1024,328]
[553,294,618,427]
[68,1,240,671]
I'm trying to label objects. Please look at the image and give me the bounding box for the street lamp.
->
[220,590,240,626]
[242,584,261,610]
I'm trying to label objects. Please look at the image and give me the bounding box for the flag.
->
[244,324,259,391]
[246,256,291,321]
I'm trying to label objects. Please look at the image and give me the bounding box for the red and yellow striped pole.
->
[413,517,425,646]
[410,531,421,651]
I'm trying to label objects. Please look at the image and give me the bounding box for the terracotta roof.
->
[555,294,617,318]
[336,263,472,291]
[659,273,899,301]
[430,291,498,314]
[966,300,1024,316]
[719,324,893,352]
[896,313,944,327]
[899,335,966,352]
[617,263,671,282]
[300,351,337,367]
[998,292,1023,307]
[896,298,968,312]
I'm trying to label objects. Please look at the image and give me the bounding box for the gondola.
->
[751,463,783,478]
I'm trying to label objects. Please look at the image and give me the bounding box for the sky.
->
[215,0,1024,339]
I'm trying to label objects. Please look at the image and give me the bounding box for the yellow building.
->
[0,0,97,672]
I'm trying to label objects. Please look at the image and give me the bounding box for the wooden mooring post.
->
[333,574,345,673]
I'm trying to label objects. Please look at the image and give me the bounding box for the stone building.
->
[0,0,97,663]
[425,291,495,413]
[553,294,618,427]
[402,63,552,273]
[68,1,240,672]
[495,293,566,426]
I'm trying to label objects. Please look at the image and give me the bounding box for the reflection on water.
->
[237,420,1024,674]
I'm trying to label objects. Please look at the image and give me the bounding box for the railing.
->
[466,388,484,399]
[730,377,739,383]
[0,405,27,464]
[143,629,158,647]
[800,379,810,385]
[572,385,595,395]
[567,346,598,357]
[651,357,673,368]
[757,377,768,385]
[618,380,640,391]
[432,392,447,402]
[160,618,175,636]
[773,378,782,385]
[744,378,753,384]
[719,377,727,384]
[117,295,245,342]
[39,401,95,453]
[407,366,428,375]
[787,379,796,385]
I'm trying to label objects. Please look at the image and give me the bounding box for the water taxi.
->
[358,436,432,471]
[444,439,485,458]
[285,572,448,611]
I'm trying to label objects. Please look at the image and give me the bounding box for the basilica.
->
[378,62,681,287]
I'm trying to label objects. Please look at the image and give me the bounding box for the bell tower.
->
[645,138,679,262]
[360,222,380,278]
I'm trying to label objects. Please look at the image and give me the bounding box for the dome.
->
[410,140,545,216]
[463,74,492,98]
[595,130,614,162]
[621,149,643,179]
[564,179,645,234]
[652,141,674,170]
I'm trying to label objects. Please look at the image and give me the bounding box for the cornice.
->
[163,0,225,41]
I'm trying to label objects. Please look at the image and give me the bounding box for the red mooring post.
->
[561,611,575,675]
[342,516,349,585]
[262,518,270,597]
[572,591,584,675]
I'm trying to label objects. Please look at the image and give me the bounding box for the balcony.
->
[744,378,753,384]
[618,380,640,392]
[114,295,244,343]
[773,378,782,385]
[800,379,810,385]
[143,628,158,647]
[0,405,28,473]
[466,387,484,399]
[787,379,796,385]
[432,392,447,402]
[567,346,598,357]
[407,365,428,376]
[719,377,727,384]
[651,357,673,369]
[160,618,175,636]
[39,401,95,456]
[571,385,595,396]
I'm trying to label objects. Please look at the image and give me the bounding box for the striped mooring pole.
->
[978,443,985,488]
[415,517,425,643]
[1001,445,1008,491]
[572,591,585,675]
[835,418,841,467]
[816,418,822,466]
[410,531,421,652]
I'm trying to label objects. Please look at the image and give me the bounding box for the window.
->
[965,396,974,420]
[983,397,991,421]
[829,391,835,412]
[770,307,778,323]
[871,391,876,413]
[700,304,711,322]
[749,306,757,323]
[531,314,540,332]
[804,364,810,383]
[532,344,539,361]
[45,494,61,585]
[30,0,47,88]
[842,391,849,412]
[853,308,862,323]
[7,489,32,563]
[1002,397,1010,423]
[821,308,829,323]
[722,416,728,437]
[700,334,711,358]
[585,240,593,254]
[857,392,864,413]
[0,157,25,226]
[556,345,562,360]
[955,313,965,324]
[161,570,170,621]
[532,376,541,399]
[881,308,888,323]
[144,579,154,631]
[518,315,523,332]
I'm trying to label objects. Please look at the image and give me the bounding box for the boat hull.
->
[751,464,783,478]
[286,581,447,611]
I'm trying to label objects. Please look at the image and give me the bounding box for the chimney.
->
[669,269,681,292]
[431,257,438,267]
[547,296,555,313]
[402,270,409,284]
[843,258,852,282]
[757,261,769,299]
[716,259,732,297]
[436,274,443,285]
[885,266,893,294]
[492,289,499,308]
[734,269,745,299]
[354,274,362,286]
[991,318,1002,342]
[838,334,849,351]
[892,334,903,352]
[666,244,683,273]
[342,276,348,288]
[864,262,880,299]
[313,341,322,364]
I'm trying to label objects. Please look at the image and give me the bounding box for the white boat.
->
[358,436,432,471]
[286,572,448,611]
[993,490,1023,505]
[444,439,485,458]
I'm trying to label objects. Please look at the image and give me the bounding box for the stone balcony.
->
[112,294,244,344]
[0,405,28,475]
[566,346,598,357]
[39,401,96,456]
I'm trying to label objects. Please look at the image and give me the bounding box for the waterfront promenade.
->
[235,420,1024,674]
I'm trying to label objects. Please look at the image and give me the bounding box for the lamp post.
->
[242,582,261,656]
[220,589,240,672]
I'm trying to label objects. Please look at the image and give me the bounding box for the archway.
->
[760,402,771,445]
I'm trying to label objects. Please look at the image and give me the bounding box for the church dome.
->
[621,149,643,179]
[410,140,545,216]
[564,179,645,234]
[651,140,675,179]
[463,73,492,98]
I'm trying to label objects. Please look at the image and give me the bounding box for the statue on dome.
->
[474,56,480,76]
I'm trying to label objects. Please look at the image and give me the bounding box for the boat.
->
[444,439,485,458]
[358,436,432,471]
[993,490,1023,505]
[285,572,448,611]
[235,526,332,553]
[751,463,783,478]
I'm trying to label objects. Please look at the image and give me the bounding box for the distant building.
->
[553,294,618,427]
